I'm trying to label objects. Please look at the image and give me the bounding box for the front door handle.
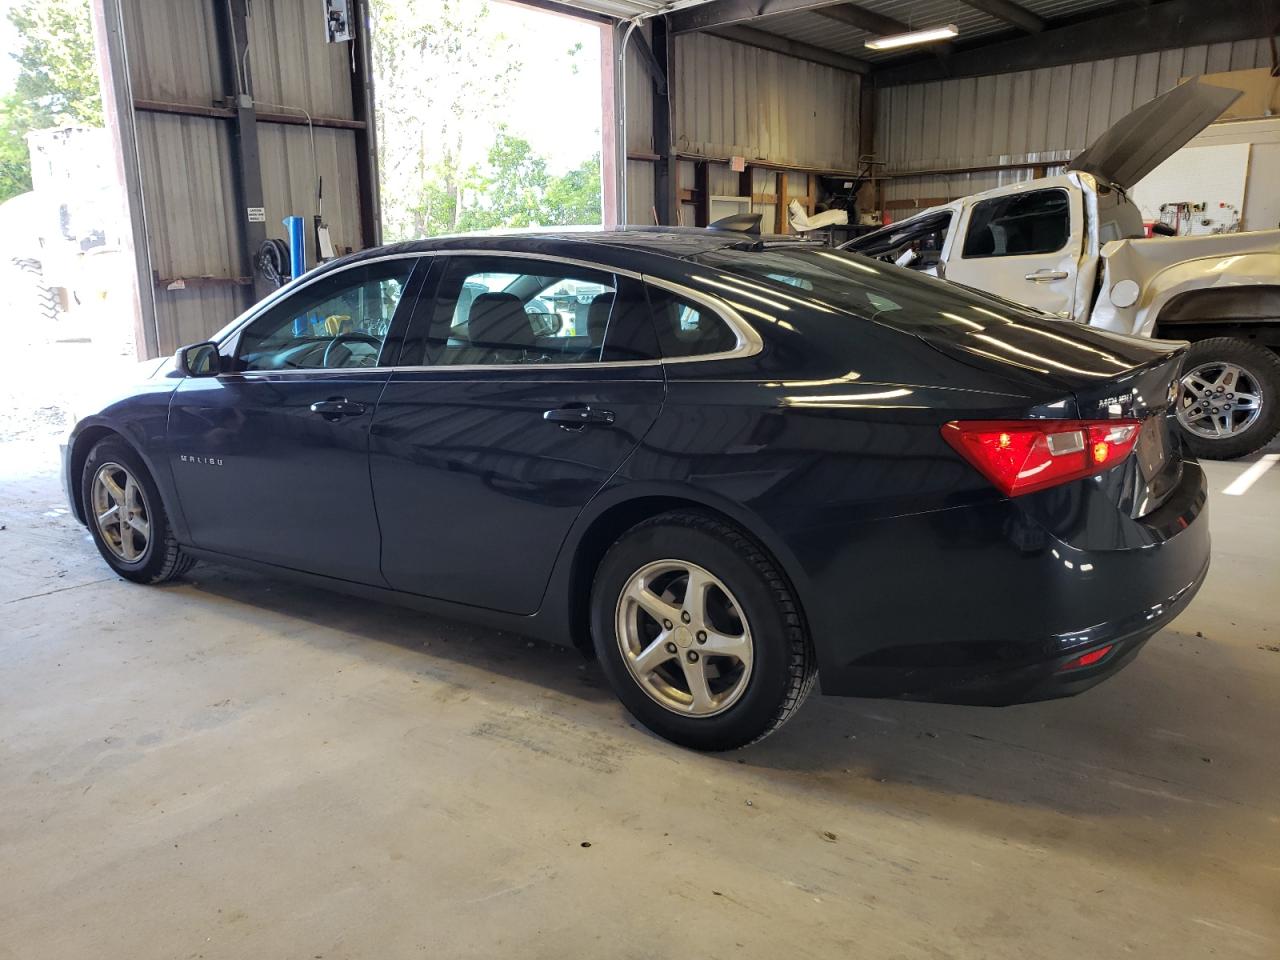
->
[1025,269,1069,282]
[543,405,616,430]
[310,398,366,420]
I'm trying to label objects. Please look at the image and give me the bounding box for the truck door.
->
[945,186,1083,316]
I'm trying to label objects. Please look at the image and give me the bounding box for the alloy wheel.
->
[615,559,754,717]
[91,461,151,563]
[1177,361,1263,440]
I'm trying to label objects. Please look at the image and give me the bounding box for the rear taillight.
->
[941,419,1142,497]
[1059,644,1114,671]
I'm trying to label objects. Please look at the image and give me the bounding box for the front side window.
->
[962,189,1070,258]
[236,260,414,371]
[847,213,953,271]
[430,257,619,366]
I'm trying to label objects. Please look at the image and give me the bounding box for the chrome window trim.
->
[214,249,763,376]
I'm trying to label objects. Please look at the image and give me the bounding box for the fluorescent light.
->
[865,23,959,50]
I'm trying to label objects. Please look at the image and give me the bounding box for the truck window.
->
[846,213,953,271]
[962,189,1070,258]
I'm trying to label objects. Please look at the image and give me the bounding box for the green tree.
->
[8,0,102,126]
[456,129,550,231]
[0,0,102,203]
[454,132,601,231]
[543,152,601,226]
[370,0,520,239]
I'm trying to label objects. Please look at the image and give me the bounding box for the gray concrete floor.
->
[2,440,1278,960]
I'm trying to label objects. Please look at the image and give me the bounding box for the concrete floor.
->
[2,439,1278,960]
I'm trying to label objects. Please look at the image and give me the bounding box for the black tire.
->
[9,257,59,322]
[81,436,195,584]
[1176,337,1280,460]
[590,511,817,751]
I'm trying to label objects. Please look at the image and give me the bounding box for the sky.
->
[484,1,604,173]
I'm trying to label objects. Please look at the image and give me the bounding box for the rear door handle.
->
[310,398,366,419]
[543,405,616,429]
[1025,269,1069,282]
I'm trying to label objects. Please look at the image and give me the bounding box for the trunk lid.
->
[914,311,1188,515]
[1066,79,1242,190]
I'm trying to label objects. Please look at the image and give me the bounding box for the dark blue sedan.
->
[64,229,1209,750]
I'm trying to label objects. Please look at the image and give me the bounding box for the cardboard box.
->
[1183,68,1280,120]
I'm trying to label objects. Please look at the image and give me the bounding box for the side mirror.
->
[176,341,221,377]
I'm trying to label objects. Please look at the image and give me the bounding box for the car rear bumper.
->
[811,459,1210,704]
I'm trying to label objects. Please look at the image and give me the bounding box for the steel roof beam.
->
[956,0,1046,34]
[873,0,1273,86]
[707,24,872,73]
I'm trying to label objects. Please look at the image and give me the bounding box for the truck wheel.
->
[8,257,59,322]
[1175,337,1280,460]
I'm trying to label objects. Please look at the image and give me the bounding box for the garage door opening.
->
[0,0,138,475]
[370,0,605,241]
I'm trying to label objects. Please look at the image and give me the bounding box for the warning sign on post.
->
[246,207,266,223]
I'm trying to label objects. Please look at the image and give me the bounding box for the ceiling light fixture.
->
[865,23,959,51]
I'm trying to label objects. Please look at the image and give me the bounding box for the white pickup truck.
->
[844,80,1280,459]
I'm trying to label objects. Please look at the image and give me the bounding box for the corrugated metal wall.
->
[116,0,368,356]
[672,32,861,171]
[622,28,861,225]
[623,22,656,224]
[876,39,1275,207]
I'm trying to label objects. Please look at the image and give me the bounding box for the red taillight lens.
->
[1059,644,1114,671]
[941,419,1142,496]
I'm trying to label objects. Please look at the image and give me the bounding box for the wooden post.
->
[777,172,789,234]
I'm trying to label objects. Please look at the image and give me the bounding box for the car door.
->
[369,253,665,614]
[167,255,423,584]
[945,186,1083,315]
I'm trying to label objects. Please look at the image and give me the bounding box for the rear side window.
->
[645,286,738,359]
[427,256,618,366]
[962,189,1070,258]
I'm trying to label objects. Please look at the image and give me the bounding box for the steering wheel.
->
[322,332,382,368]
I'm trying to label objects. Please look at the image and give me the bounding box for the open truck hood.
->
[1066,79,1242,190]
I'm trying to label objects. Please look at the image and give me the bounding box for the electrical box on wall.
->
[325,0,353,43]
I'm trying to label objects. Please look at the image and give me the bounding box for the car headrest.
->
[587,292,614,348]
[468,292,534,347]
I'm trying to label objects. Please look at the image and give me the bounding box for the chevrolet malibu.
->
[65,229,1209,750]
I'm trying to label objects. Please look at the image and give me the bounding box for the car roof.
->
[340,226,818,269]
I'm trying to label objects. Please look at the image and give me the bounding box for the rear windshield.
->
[691,245,1046,340]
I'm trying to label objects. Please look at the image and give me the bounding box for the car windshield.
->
[691,245,1048,339]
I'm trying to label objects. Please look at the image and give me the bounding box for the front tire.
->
[1175,337,1280,460]
[81,437,195,584]
[590,511,816,751]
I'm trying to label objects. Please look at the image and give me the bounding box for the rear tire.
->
[1175,337,1280,460]
[81,437,195,584]
[590,511,816,751]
